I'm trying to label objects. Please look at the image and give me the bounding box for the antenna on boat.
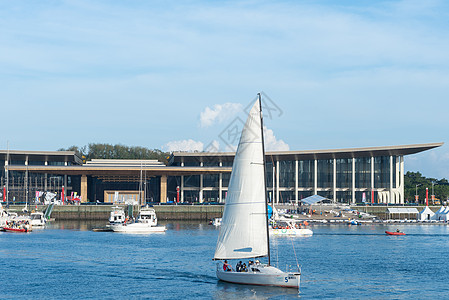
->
[258,92,271,266]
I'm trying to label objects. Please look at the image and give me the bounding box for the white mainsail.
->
[214,99,268,260]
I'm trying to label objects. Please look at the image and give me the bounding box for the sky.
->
[1,0,449,178]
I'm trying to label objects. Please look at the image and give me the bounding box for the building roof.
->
[0,150,82,165]
[170,142,444,164]
[386,207,419,214]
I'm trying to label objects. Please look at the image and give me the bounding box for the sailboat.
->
[213,94,301,289]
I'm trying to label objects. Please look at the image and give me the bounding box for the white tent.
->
[439,207,449,222]
[386,207,419,220]
[417,206,435,221]
[435,206,447,221]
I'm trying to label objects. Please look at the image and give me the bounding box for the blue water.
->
[1,222,448,299]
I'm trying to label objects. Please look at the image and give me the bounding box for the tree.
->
[58,143,170,164]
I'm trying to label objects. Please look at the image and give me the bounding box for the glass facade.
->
[174,154,403,205]
[279,161,295,188]
[355,157,371,188]
[298,160,314,188]
[317,159,333,188]
[374,156,390,189]
[336,158,352,188]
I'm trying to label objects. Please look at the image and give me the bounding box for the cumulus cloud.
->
[200,103,242,128]
[264,126,290,151]
[163,139,203,152]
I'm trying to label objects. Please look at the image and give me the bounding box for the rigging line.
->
[289,235,301,273]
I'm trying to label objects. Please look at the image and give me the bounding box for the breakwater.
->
[5,204,224,221]
[4,204,439,221]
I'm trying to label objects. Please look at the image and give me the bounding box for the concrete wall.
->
[5,204,224,221]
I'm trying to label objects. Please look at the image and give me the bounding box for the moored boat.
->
[109,206,166,233]
[30,211,46,227]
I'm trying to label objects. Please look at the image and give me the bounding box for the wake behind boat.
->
[213,95,301,289]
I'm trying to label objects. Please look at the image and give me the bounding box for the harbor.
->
[1,220,448,299]
[3,203,449,223]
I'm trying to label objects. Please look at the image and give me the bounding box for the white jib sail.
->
[214,99,268,260]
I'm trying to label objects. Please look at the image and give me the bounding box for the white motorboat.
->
[30,211,46,227]
[107,206,127,226]
[0,203,9,227]
[211,217,222,226]
[214,95,301,289]
[270,220,313,237]
[109,206,166,233]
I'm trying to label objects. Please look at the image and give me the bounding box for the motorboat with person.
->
[385,229,405,236]
[270,219,313,236]
[213,95,301,289]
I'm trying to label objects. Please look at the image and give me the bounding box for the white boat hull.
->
[108,223,166,233]
[216,265,300,288]
[270,228,313,236]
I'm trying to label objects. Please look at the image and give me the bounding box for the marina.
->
[1,220,448,299]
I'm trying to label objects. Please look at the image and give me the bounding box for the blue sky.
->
[1,0,448,178]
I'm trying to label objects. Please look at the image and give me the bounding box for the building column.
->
[160,174,167,203]
[333,158,337,203]
[44,161,48,192]
[180,162,184,203]
[400,156,405,204]
[199,162,203,203]
[81,174,88,203]
[219,162,223,203]
[390,155,393,204]
[276,160,280,204]
[352,158,355,204]
[180,175,184,203]
[295,160,298,205]
[25,157,28,205]
[314,159,317,196]
[371,156,375,203]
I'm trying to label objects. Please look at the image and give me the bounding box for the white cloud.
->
[162,139,203,152]
[200,103,242,128]
[264,126,290,151]
[405,146,449,179]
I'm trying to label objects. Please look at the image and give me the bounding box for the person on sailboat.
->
[223,260,231,272]
[236,261,242,272]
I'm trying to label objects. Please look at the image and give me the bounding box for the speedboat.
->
[1,218,32,232]
[385,231,405,236]
[30,211,46,227]
[270,220,313,237]
[109,206,166,233]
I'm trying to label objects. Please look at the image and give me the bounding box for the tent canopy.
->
[386,207,419,214]
[300,195,327,205]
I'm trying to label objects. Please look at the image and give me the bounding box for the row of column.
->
[177,156,405,204]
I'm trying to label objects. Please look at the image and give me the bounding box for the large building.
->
[0,142,443,205]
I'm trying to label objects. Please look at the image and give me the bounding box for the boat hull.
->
[270,228,313,236]
[1,227,30,232]
[109,224,166,233]
[385,231,405,236]
[216,265,300,288]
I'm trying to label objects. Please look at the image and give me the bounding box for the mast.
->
[258,93,271,266]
